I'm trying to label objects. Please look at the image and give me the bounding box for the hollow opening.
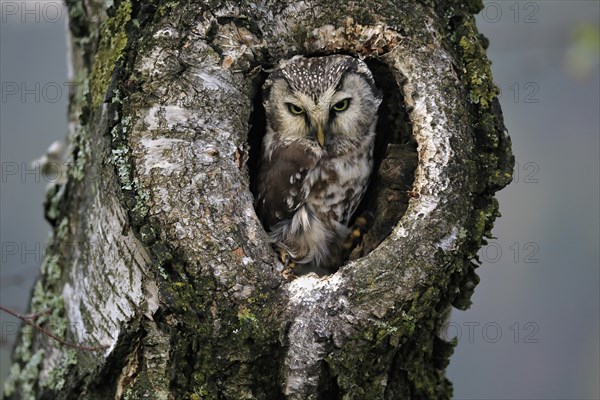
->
[248,57,417,275]
[351,59,418,260]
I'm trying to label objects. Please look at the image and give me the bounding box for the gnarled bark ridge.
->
[4,1,512,399]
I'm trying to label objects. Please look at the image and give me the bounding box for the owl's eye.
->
[332,99,351,112]
[287,103,305,115]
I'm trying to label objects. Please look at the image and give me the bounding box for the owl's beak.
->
[316,124,326,148]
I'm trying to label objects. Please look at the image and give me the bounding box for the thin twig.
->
[0,304,108,352]
[22,308,53,320]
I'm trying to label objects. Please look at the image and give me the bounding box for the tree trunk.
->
[3,0,512,399]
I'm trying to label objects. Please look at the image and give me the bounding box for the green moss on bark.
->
[89,0,132,109]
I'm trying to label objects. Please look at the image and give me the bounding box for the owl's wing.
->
[256,142,317,230]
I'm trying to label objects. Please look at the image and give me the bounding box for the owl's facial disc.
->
[283,88,356,148]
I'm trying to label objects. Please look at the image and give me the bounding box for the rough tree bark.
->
[4,0,513,399]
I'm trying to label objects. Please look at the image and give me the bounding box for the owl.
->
[255,55,382,273]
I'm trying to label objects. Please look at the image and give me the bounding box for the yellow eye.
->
[287,103,305,115]
[332,99,350,112]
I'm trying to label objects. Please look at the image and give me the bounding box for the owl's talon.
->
[355,215,369,228]
[282,264,297,280]
[343,211,373,249]
[278,249,297,279]
[278,249,292,266]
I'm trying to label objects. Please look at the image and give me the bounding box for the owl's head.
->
[262,55,382,154]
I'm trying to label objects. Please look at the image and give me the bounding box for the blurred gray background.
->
[1,1,598,398]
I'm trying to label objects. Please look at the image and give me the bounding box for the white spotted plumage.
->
[255,55,382,270]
